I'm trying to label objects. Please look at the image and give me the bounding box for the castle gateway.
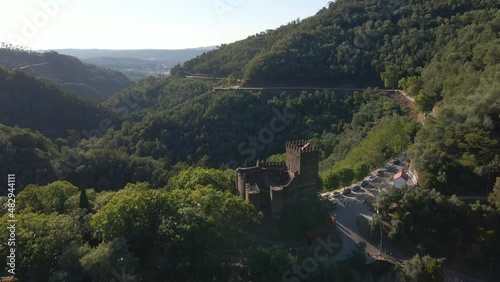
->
[236,140,319,219]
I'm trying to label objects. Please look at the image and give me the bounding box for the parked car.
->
[384,163,391,169]
[330,198,340,206]
[392,159,400,165]
[376,170,384,176]
[333,191,341,197]
[361,180,369,187]
[351,185,361,192]
[367,175,376,182]
[342,188,351,195]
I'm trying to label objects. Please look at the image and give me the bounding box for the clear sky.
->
[0,0,329,50]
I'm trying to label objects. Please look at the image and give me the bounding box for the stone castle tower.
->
[285,140,319,197]
[236,140,319,219]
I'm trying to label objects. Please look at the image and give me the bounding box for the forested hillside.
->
[0,0,499,280]
[0,48,132,101]
[174,0,497,86]
[0,68,117,138]
[407,8,500,195]
[173,0,500,197]
[0,67,408,192]
[95,89,366,166]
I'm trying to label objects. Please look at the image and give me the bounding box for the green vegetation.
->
[279,195,330,239]
[0,68,117,138]
[376,187,500,269]
[0,0,499,280]
[0,125,60,188]
[400,255,445,282]
[176,0,496,87]
[0,123,171,191]
[408,9,500,195]
[0,181,261,281]
[165,167,235,192]
[489,178,500,212]
[243,248,298,282]
[322,115,418,190]
[85,88,367,169]
[380,65,402,89]
[0,48,132,101]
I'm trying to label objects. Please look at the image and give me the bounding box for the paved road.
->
[214,86,370,92]
[395,89,415,103]
[326,175,393,262]
[213,86,414,106]
[14,62,48,70]
[322,154,485,281]
[332,204,380,261]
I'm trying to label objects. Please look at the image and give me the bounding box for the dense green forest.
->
[1,179,450,281]
[0,47,132,101]
[0,68,118,138]
[407,10,500,195]
[174,0,497,86]
[375,187,500,265]
[1,75,404,192]
[1,0,500,281]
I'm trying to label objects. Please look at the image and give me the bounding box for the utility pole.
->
[489,257,493,281]
[370,216,373,238]
[377,208,383,255]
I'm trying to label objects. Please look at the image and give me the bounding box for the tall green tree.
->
[16,181,79,214]
[488,177,500,212]
[380,65,402,89]
[79,187,91,211]
[0,213,78,281]
[80,237,138,282]
[244,248,298,282]
[400,254,445,282]
[166,167,235,192]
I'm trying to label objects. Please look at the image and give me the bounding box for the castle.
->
[236,140,319,219]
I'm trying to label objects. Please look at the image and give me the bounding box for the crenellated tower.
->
[285,140,319,196]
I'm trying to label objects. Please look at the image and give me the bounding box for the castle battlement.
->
[286,140,319,153]
[263,161,287,168]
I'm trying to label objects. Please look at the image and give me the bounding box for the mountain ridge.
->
[49,47,216,80]
[0,48,132,101]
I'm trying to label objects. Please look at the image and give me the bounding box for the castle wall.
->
[262,161,287,169]
[285,140,319,198]
[286,141,302,174]
[246,189,261,210]
[236,169,245,199]
[236,140,319,219]
[270,187,285,219]
[298,150,319,197]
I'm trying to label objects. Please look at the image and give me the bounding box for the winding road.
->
[322,154,485,282]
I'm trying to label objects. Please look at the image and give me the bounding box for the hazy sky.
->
[1,0,328,50]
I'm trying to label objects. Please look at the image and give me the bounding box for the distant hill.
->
[0,67,118,138]
[52,47,215,60]
[52,47,216,80]
[0,48,132,101]
[174,0,497,86]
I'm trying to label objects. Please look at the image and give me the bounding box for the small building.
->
[393,171,409,188]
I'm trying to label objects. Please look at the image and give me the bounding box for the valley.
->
[54,47,216,80]
[0,0,499,281]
